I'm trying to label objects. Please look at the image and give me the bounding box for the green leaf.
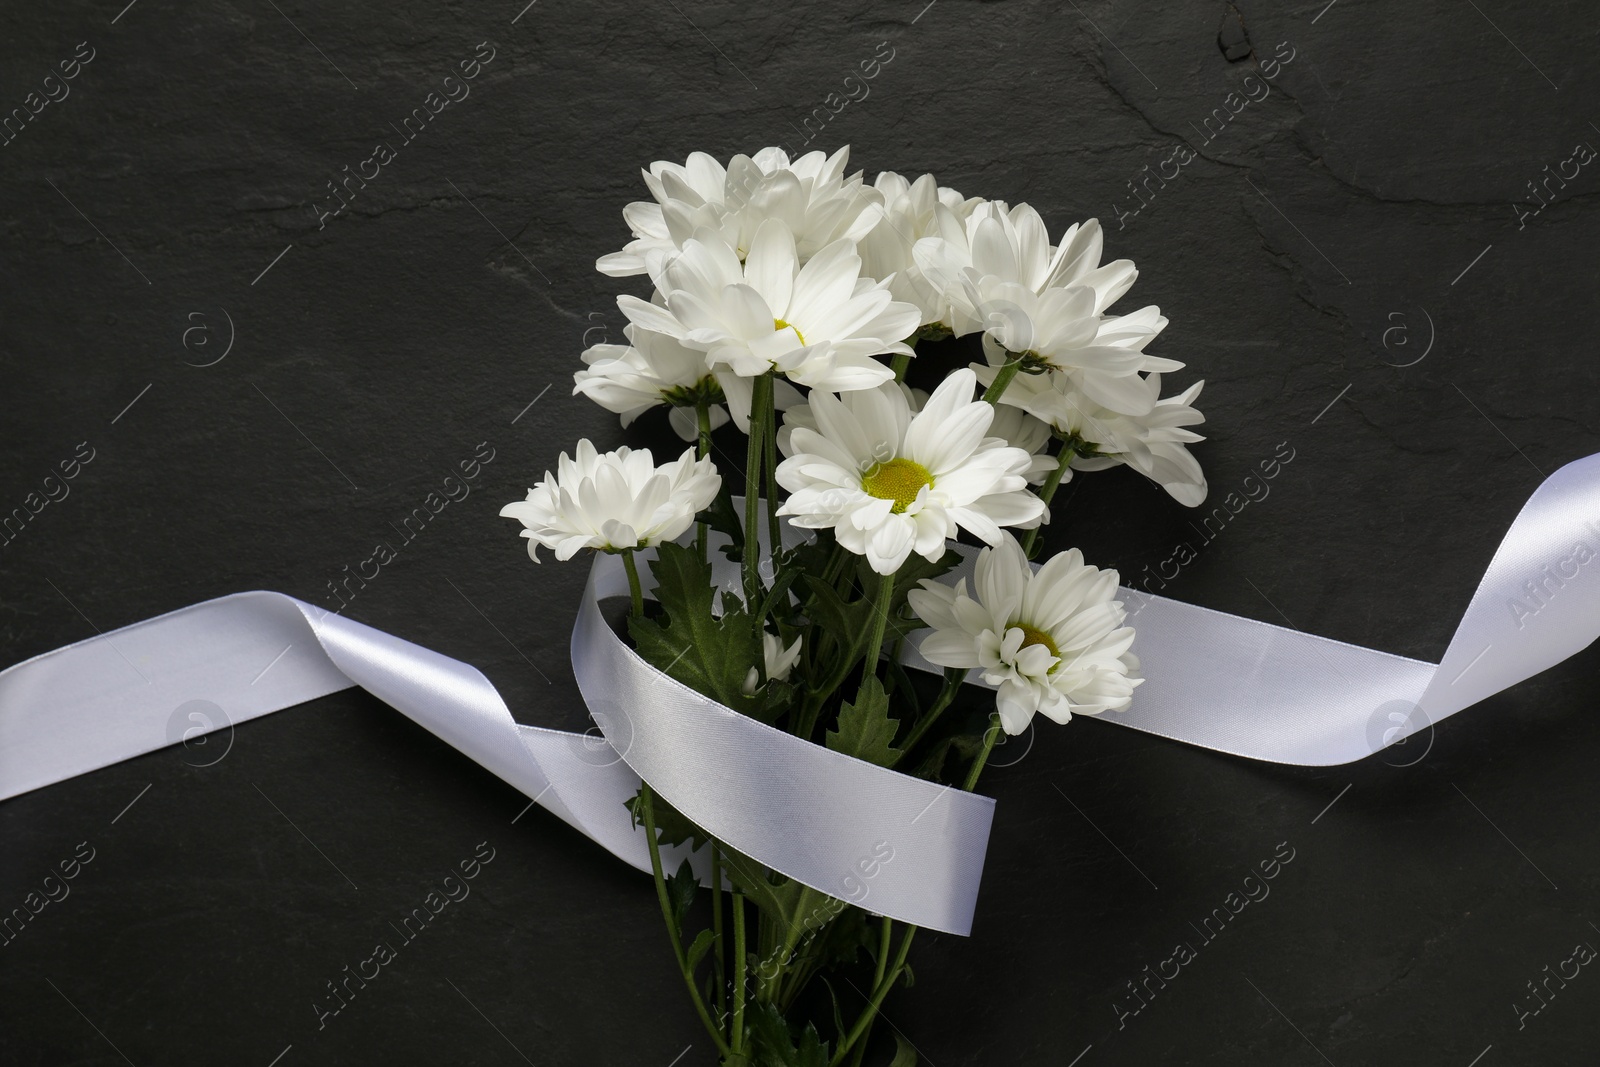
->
[628,541,765,717]
[756,563,801,622]
[667,857,699,932]
[797,573,876,688]
[686,928,716,974]
[719,844,812,931]
[816,904,875,970]
[747,1003,792,1065]
[889,1031,920,1067]
[910,707,993,781]
[882,654,924,719]
[624,787,709,851]
[786,530,837,581]
[748,1003,830,1067]
[768,549,816,635]
[826,676,902,768]
[782,896,865,981]
[820,976,847,1049]
[800,572,876,640]
[698,488,745,563]
[758,678,798,727]
[911,733,959,780]
[795,1024,829,1067]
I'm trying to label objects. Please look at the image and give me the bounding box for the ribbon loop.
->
[574,550,994,935]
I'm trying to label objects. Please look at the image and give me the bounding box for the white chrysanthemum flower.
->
[596,147,878,277]
[618,220,921,428]
[915,207,1137,332]
[500,441,720,561]
[907,534,1141,734]
[986,370,1208,506]
[574,325,730,442]
[915,208,1180,412]
[775,368,1046,575]
[1091,304,1170,353]
[972,323,1185,417]
[742,630,803,695]
[855,170,985,329]
[779,382,1053,482]
[986,403,1058,484]
[775,380,926,456]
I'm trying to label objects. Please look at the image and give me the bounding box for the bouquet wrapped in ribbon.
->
[500,145,1208,1066]
[4,145,1599,1067]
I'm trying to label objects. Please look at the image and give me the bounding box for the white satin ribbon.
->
[4,453,1599,935]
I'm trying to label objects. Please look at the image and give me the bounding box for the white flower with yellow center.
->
[618,219,921,428]
[499,440,720,561]
[573,325,730,442]
[775,368,1046,575]
[780,381,1057,486]
[596,147,878,277]
[907,534,1141,734]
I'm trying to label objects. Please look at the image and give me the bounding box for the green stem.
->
[796,651,855,742]
[696,400,713,563]
[793,694,825,745]
[846,917,896,1067]
[793,544,868,740]
[621,549,644,618]
[763,374,782,581]
[890,351,912,382]
[855,571,895,702]
[821,541,852,589]
[641,784,732,1058]
[830,923,917,1067]
[795,542,850,736]
[710,841,726,1026]
[776,898,848,1011]
[756,885,826,1003]
[964,714,1004,791]
[832,712,1002,1067]
[697,399,714,458]
[778,947,813,1010]
[731,891,748,1053]
[980,354,1024,405]
[892,667,970,763]
[1019,442,1077,559]
[828,713,1008,1067]
[744,373,772,664]
[845,1023,874,1067]
[871,916,892,987]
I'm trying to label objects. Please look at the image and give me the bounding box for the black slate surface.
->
[3,1,1599,1064]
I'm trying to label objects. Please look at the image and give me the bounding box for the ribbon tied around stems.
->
[3,453,1600,934]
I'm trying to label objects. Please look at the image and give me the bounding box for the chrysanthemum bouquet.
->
[502,147,1207,1066]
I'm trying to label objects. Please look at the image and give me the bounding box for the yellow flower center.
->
[774,318,806,345]
[1015,623,1060,659]
[861,458,933,513]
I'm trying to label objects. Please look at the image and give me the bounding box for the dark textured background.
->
[3,1,1599,1064]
